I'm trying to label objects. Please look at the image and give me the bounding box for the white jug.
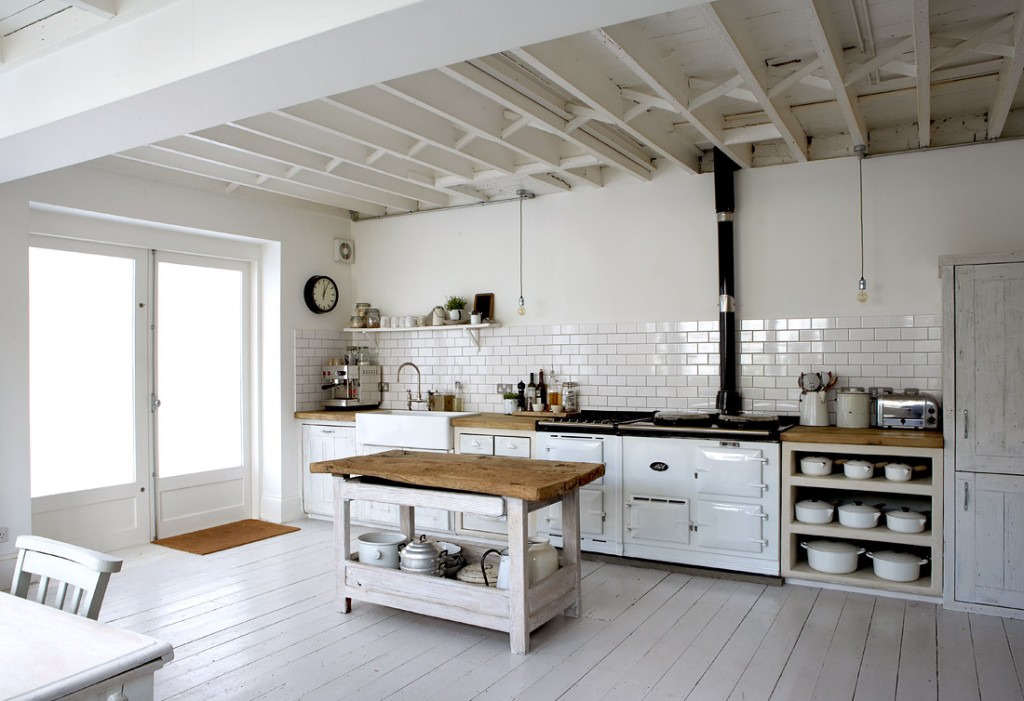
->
[799,391,829,426]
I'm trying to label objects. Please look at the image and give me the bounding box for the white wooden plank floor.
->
[95,518,1024,701]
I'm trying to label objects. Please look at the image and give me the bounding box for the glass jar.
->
[366,308,380,328]
[562,382,579,414]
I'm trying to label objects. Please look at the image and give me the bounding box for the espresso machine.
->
[322,361,381,409]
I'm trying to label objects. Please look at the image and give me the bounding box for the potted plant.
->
[445,295,468,322]
[502,391,519,415]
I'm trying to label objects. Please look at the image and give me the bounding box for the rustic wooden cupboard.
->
[942,252,1024,618]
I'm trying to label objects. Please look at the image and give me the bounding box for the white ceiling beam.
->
[511,37,701,174]
[442,60,654,181]
[177,131,452,208]
[594,24,752,168]
[110,149,389,217]
[214,117,458,199]
[988,0,1024,139]
[137,142,421,212]
[380,71,569,174]
[912,0,932,148]
[722,123,781,145]
[932,14,1015,69]
[768,58,823,99]
[699,3,808,162]
[328,88,518,176]
[280,101,477,182]
[802,0,868,147]
[845,37,916,86]
[688,75,749,110]
[89,155,348,217]
[933,35,1013,59]
[68,0,116,19]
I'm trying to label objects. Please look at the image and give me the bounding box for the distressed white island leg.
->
[559,488,583,618]
[332,476,352,614]
[506,497,530,654]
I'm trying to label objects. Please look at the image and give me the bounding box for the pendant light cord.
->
[858,147,865,280]
[519,193,524,300]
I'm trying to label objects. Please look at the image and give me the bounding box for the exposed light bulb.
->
[857,277,868,303]
[517,295,526,316]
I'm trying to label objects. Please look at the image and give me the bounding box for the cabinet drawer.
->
[459,433,494,455]
[495,436,530,458]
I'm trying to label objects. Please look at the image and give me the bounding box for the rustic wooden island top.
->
[310,449,605,502]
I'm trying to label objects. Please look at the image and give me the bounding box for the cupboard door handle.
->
[963,409,969,438]
[964,483,970,511]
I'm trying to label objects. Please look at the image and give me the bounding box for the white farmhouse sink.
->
[356,410,478,451]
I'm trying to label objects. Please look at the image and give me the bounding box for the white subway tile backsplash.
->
[293,315,944,414]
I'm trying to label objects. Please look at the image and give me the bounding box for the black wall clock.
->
[303,275,338,313]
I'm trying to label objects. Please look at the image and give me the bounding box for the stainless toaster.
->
[875,390,940,429]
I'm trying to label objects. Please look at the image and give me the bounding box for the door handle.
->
[964,483,970,511]
[748,482,769,491]
[963,409,969,439]
[750,538,769,545]
[151,394,161,411]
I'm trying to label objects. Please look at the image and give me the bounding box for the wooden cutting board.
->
[310,449,604,501]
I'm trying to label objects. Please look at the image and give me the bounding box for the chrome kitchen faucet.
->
[397,362,427,410]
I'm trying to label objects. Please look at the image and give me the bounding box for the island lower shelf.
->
[342,555,577,634]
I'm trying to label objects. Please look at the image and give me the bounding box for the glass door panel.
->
[153,253,251,537]
[28,240,150,550]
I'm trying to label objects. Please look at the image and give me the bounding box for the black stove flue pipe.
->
[713,147,742,415]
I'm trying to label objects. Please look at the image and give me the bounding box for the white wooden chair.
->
[10,535,124,620]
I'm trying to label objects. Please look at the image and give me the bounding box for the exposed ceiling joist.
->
[932,14,1015,69]
[988,0,1024,139]
[68,0,114,19]
[510,39,701,173]
[442,59,655,181]
[802,0,868,147]
[593,24,752,168]
[912,0,932,148]
[699,2,809,162]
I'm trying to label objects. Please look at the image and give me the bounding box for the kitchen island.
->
[310,449,603,654]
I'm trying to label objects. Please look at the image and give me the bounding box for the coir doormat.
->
[153,519,300,555]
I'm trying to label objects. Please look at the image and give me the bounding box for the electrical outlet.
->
[0,526,8,544]
[380,382,390,392]
[496,383,513,394]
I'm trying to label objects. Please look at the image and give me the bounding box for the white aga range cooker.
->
[537,411,791,576]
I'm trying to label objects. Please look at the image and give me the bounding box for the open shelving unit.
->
[344,322,500,351]
[781,427,944,597]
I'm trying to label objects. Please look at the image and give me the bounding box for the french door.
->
[29,240,152,551]
[152,252,251,538]
[29,240,253,546]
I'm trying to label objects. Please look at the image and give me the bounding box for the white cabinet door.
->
[302,424,356,518]
[955,262,1024,475]
[955,473,1024,609]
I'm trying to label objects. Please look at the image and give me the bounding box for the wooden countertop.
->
[310,449,603,501]
[295,409,364,422]
[782,425,943,449]
[451,412,539,431]
[295,410,540,431]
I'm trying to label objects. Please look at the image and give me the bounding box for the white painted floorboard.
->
[93,518,1024,701]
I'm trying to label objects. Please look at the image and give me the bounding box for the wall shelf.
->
[344,322,500,351]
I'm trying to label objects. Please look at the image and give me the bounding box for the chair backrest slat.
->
[10,535,123,620]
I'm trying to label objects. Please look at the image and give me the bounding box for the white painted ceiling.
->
[4,0,1022,219]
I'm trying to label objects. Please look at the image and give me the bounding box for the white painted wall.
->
[350,140,1024,324]
[0,165,349,583]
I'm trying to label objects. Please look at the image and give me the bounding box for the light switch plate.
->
[334,238,355,263]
